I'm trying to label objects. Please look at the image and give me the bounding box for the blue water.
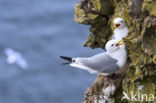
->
[0,0,103,103]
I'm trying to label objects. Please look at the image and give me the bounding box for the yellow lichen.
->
[74,0,156,102]
[142,0,156,16]
[153,55,156,64]
[74,2,98,24]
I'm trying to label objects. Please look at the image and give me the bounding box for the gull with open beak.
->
[113,17,129,41]
[60,40,127,76]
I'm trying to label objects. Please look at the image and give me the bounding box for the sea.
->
[0,0,103,103]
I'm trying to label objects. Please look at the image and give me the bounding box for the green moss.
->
[74,0,156,102]
[153,56,156,64]
[142,0,156,16]
[90,0,101,11]
[74,3,99,24]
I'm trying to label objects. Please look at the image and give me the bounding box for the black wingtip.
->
[60,56,72,61]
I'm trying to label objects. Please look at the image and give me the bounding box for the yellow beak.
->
[118,40,124,43]
[116,40,125,46]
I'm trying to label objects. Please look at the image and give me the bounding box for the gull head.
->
[105,40,125,52]
[114,17,126,29]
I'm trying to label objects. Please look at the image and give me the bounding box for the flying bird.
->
[60,40,127,76]
[4,48,28,69]
[113,17,129,41]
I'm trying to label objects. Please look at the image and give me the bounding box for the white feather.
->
[4,48,28,69]
[113,17,129,41]
[113,27,128,41]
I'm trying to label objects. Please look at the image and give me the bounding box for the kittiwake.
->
[60,40,127,76]
[113,17,129,41]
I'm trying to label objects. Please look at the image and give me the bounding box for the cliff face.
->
[74,0,156,102]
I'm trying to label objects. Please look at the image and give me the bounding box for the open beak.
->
[116,40,125,46]
[114,23,120,29]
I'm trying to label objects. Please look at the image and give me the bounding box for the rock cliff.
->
[74,0,156,102]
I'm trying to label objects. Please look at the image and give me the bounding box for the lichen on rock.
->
[74,0,156,102]
[74,0,114,49]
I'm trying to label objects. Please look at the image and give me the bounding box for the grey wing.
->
[76,53,119,73]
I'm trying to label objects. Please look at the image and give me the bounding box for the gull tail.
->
[60,56,73,65]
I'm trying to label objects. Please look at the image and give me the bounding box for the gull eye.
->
[111,44,114,46]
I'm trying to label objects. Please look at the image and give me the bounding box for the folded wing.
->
[72,52,119,74]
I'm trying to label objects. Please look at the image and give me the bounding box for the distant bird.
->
[113,17,129,41]
[60,40,127,76]
[4,48,28,69]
